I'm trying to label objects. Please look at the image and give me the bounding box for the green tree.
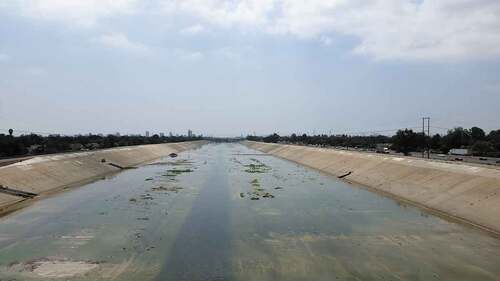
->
[392,129,419,155]
[470,141,493,156]
[470,126,486,142]
[430,134,442,150]
[443,127,470,150]
[487,130,500,151]
[263,133,280,143]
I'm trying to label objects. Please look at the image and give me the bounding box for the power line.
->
[430,126,451,131]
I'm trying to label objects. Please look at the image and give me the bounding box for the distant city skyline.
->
[1,1,500,137]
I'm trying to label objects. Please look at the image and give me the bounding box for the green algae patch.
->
[243,178,275,201]
[164,168,193,177]
[244,163,271,174]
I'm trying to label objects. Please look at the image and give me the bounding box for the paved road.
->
[300,144,500,167]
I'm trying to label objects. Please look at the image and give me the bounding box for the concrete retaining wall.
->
[244,141,500,234]
[0,141,206,214]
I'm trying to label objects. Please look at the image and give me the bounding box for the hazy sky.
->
[1,0,499,137]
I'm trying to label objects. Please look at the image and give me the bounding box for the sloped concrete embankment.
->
[0,141,207,214]
[243,141,500,234]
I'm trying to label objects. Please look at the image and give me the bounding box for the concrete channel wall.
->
[243,141,500,235]
[0,141,207,214]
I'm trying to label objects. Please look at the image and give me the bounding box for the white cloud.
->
[6,0,500,61]
[162,0,276,27]
[322,0,500,61]
[180,24,206,35]
[160,0,500,61]
[11,0,138,27]
[94,33,150,54]
[0,53,10,62]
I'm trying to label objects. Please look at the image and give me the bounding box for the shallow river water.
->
[0,143,500,280]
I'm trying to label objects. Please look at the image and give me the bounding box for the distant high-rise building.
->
[188,129,193,137]
[160,133,165,137]
[115,132,120,137]
[146,131,150,137]
[169,132,173,137]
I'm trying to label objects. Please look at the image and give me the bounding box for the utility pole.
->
[422,117,430,159]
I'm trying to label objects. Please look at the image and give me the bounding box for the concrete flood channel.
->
[0,143,500,280]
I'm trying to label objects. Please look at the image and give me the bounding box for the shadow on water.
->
[155,146,232,281]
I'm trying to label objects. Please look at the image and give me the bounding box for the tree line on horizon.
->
[247,127,500,157]
[0,132,203,158]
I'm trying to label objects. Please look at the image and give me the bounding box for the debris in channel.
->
[0,185,37,198]
[338,171,352,179]
[262,192,275,198]
[140,194,153,200]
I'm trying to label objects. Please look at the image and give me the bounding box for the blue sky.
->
[1,0,499,137]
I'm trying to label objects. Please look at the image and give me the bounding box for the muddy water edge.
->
[0,143,499,280]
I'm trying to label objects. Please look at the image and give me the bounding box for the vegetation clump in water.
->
[165,168,193,177]
[242,158,271,173]
[244,163,271,173]
[243,179,275,200]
